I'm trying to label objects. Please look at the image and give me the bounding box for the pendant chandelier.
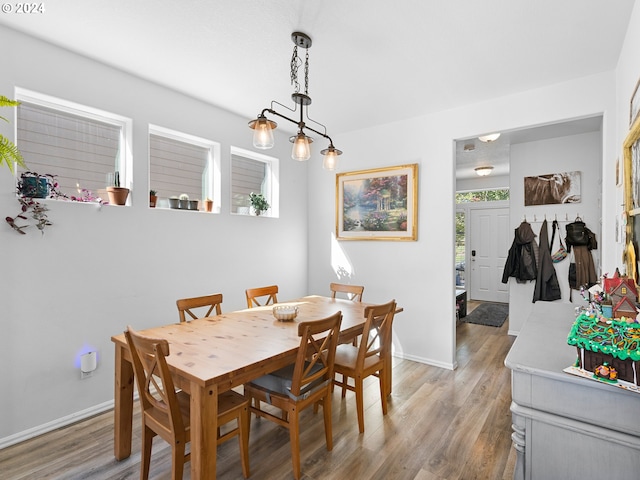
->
[248,32,342,171]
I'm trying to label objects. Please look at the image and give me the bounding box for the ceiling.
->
[455,116,603,180]
[0,0,633,176]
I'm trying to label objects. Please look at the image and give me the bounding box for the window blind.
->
[150,134,210,201]
[17,102,121,196]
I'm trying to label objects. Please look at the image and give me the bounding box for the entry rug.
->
[463,302,508,327]
[564,365,640,394]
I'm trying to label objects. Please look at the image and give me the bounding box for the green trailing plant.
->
[149,189,157,196]
[249,192,270,215]
[0,96,26,173]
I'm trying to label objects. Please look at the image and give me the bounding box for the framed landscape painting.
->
[336,164,418,241]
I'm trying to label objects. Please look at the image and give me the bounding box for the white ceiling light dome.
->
[478,133,501,142]
[475,166,494,176]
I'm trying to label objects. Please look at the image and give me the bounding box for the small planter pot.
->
[106,187,129,206]
[188,200,199,210]
[204,199,213,212]
[169,198,179,209]
[149,195,158,207]
[20,176,50,198]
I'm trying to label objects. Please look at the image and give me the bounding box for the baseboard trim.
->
[393,351,457,371]
[0,400,114,450]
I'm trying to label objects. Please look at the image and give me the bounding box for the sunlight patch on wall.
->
[330,233,354,280]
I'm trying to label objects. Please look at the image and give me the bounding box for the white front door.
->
[469,207,510,303]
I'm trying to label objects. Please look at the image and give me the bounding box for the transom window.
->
[230,147,278,216]
[456,189,510,203]
[15,88,131,197]
[149,125,220,211]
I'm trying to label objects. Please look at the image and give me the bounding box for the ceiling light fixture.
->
[478,133,501,142]
[475,166,494,176]
[248,32,342,171]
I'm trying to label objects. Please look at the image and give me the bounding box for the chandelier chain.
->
[304,49,309,95]
[290,45,300,93]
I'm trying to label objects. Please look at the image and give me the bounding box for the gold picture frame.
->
[336,163,418,241]
[631,76,640,127]
[623,113,640,279]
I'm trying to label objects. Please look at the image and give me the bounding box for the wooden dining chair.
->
[332,299,397,433]
[330,282,364,302]
[243,311,342,480]
[124,326,251,480]
[245,285,278,308]
[330,283,364,345]
[176,293,223,322]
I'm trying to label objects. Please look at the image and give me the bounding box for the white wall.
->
[457,174,509,192]
[0,26,309,443]
[308,72,617,368]
[507,132,602,333]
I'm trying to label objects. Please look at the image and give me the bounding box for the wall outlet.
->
[81,370,93,380]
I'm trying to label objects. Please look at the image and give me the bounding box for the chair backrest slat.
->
[357,300,396,368]
[290,311,342,396]
[125,326,186,435]
[176,293,223,322]
[245,285,278,308]
[330,283,364,302]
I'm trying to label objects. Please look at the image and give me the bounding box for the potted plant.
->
[249,192,270,216]
[204,198,213,212]
[106,171,129,205]
[149,189,158,208]
[0,96,26,173]
[17,171,55,198]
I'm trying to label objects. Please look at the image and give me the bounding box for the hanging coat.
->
[573,245,598,290]
[533,220,561,302]
[502,221,538,284]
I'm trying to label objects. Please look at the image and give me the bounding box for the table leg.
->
[114,343,135,460]
[190,382,219,480]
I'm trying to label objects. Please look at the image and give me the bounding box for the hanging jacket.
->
[502,221,538,284]
[572,245,598,290]
[533,220,562,302]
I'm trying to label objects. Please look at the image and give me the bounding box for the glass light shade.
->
[291,133,311,161]
[252,118,275,149]
[322,151,338,170]
[320,145,342,171]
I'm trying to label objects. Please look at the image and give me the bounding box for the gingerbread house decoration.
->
[604,277,637,320]
[613,296,637,320]
[568,312,640,386]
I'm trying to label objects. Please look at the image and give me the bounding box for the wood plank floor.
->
[0,302,516,480]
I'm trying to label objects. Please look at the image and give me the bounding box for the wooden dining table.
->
[111,295,383,480]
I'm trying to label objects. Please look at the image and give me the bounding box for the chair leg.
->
[288,406,301,480]
[239,404,251,478]
[341,373,348,398]
[140,425,154,480]
[355,376,365,434]
[172,441,186,480]
[323,391,333,451]
[379,367,388,415]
